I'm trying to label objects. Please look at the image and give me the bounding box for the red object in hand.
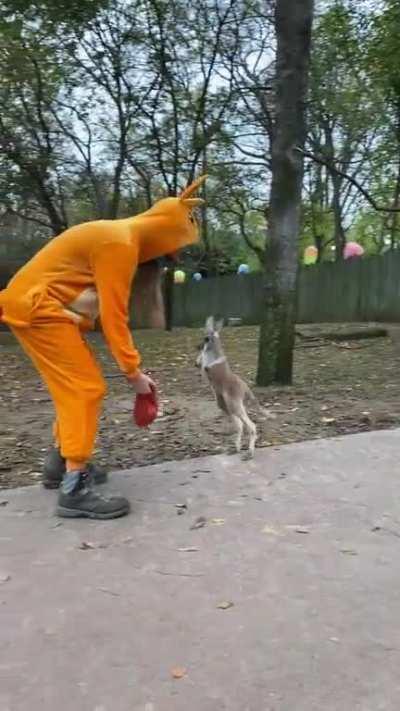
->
[134,385,158,427]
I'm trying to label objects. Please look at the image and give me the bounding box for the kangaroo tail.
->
[245,387,276,419]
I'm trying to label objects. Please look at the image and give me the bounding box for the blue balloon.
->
[193,272,202,281]
[238,263,250,274]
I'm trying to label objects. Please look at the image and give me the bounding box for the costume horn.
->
[179,174,208,200]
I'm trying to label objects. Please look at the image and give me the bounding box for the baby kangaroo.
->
[196,316,261,459]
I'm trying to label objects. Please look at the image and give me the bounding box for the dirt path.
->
[1,324,400,489]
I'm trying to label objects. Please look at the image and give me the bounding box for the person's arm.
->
[91,240,141,376]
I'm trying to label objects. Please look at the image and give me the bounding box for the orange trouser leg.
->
[11,321,106,461]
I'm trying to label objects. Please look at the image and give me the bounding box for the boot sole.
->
[43,480,61,490]
[56,504,130,520]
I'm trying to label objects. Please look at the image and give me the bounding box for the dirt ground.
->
[1,323,400,490]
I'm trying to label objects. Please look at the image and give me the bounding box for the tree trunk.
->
[389,101,400,249]
[332,173,346,260]
[132,261,165,329]
[314,233,323,262]
[311,163,326,261]
[323,122,346,260]
[257,0,314,386]
[201,135,210,270]
[35,178,68,234]
[163,267,175,332]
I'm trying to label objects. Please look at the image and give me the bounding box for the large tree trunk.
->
[257,0,314,386]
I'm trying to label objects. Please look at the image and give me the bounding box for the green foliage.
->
[0,0,109,28]
[2,0,400,264]
[369,0,400,104]
[303,1,400,258]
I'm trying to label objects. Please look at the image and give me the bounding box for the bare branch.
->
[298,148,400,214]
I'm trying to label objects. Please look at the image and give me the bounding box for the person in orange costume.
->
[0,176,206,519]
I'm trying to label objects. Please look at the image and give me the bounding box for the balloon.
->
[303,245,318,265]
[193,272,202,281]
[174,270,186,283]
[343,242,364,260]
[237,263,250,274]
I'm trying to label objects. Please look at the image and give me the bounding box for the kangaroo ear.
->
[180,175,208,200]
[205,316,214,333]
[215,318,224,333]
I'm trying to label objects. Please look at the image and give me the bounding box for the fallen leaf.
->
[177,547,199,552]
[340,548,357,556]
[217,601,234,610]
[321,417,336,424]
[0,574,11,584]
[98,587,120,598]
[286,525,310,534]
[0,500,9,507]
[190,516,207,530]
[171,666,187,679]
[78,541,95,550]
[261,525,282,536]
[210,518,225,526]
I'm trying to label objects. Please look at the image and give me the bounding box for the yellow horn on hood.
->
[179,174,208,200]
[182,197,204,207]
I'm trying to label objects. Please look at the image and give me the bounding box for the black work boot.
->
[43,447,107,489]
[56,471,130,520]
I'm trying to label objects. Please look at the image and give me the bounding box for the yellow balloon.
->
[174,270,186,284]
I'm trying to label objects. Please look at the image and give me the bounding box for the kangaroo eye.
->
[204,336,210,344]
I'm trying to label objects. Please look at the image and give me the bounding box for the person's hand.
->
[128,370,156,395]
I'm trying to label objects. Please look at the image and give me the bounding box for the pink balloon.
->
[343,242,364,259]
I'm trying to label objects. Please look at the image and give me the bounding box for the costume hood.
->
[127,175,207,263]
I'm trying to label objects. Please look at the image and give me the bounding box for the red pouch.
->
[134,386,158,427]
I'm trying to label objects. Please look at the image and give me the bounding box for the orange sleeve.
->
[91,240,141,375]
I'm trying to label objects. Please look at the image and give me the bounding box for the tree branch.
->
[298,148,400,213]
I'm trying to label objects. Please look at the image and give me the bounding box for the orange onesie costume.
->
[0,177,206,464]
